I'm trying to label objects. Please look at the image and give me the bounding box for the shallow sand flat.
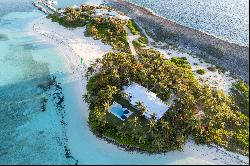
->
[25,15,249,164]
[27,16,112,67]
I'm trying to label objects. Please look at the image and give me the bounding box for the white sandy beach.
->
[155,45,236,94]
[26,16,249,165]
[138,28,238,94]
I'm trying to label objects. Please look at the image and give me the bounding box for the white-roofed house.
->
[123,83,176,121]
[94,9,130,20]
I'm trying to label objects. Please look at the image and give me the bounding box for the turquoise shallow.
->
[0,5,70,164]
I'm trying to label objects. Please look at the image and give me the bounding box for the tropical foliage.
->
[48,5,130,53]
[196,68,206,75]
[127,19,148,45]
[85,17,130,53]
[170,57,192,69]
[85,49,249,155]
[230,81,249,116]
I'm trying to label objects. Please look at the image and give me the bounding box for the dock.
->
[32,0,58,15]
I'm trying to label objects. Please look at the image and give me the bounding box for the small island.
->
[46,4,249,156]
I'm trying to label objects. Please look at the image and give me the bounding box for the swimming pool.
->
[109,102,132,120]
[110,106,124,117]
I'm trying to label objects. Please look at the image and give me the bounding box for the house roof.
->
[123,83,170,120]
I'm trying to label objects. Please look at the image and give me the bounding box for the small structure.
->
[47,0,58,5]
[58,9,65,13]
[33,0,58,14]
[94,9,130,20]
[109,102,133,121]
[57,9,66,16]
[123,83,171,121]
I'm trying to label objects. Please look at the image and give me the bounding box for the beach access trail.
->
[125,26,140,56]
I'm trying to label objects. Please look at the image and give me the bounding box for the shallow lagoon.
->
[0,9,71,164]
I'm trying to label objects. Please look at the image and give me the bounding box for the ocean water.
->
[0,0,80,164]
[126,0,249,47]
[0,0,246,164]
[0,8,72,164]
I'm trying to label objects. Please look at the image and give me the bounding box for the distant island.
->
[44,4,249,156]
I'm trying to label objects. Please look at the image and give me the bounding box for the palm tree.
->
[102,101,110,112]
[159,119,170,141]
[152,134,165,152]
[131,116,139,127]
[94,108,107,127]
[150,113,157,121]
[148,117,156,137]
[135,101,148,117]
[160,119,169,130]
[86,63,96,78]
[117,123,127,139]
[138,133,146,144]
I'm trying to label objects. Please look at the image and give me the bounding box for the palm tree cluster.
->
[85,49,249,155]
[48,5,130,53]
[85,16,130,53]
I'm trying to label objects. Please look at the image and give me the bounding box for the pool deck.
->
[109,102,133,121]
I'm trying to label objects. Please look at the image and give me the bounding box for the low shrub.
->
[196,68,206,75]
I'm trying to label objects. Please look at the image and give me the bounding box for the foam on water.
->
[126,0,249,46]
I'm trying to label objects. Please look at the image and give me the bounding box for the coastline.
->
[25,14,249,164]
[96,134,249,165]
[105,0,249,83]
[119,0,249,48]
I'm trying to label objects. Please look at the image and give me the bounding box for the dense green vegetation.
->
[196,68,206,75]
[127,19,148,45]
[48,5,98,28]
[85,48,249,155]
[230,81,249,116]
[127,19,139,35]
[48,5,130,53]
[85,17,130,53]
[170,57,192,69]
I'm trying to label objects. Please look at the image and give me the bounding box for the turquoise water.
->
[0,1,74,163]
[126,0,249,46]
[110,106,125,117]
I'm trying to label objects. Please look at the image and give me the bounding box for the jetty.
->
[32,0,58,15]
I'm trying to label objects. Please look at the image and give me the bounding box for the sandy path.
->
[125,26,140,56]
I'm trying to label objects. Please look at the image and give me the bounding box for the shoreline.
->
[92,128,249,165]
[119,0,249,48]
[26,14,249,165]
[105,0,249,83]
